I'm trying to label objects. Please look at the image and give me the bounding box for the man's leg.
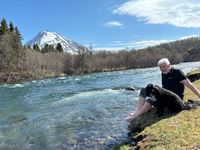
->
[133,102,152,118]
[136,96,146,110]
[129,96,145,116]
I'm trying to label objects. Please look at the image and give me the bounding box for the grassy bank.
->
[117,69,200,150]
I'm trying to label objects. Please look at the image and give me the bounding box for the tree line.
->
[26,42,64,53]
[0,17,200,82]
[0,18,25,74]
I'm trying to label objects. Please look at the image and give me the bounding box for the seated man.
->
[127,58,200,122]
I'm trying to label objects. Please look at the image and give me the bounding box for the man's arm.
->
[126,102,152,122]
[181,79,200,98]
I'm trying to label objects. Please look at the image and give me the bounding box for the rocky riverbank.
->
[187,69,200,82]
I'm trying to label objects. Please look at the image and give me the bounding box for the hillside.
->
[143,37,200,62]
[183,47,200,62]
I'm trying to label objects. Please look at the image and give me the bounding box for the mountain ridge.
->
[26,30,87,54]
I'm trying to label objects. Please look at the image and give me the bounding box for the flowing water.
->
[0,61,200,150]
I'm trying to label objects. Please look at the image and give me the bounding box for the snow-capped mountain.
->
[26,30,86,54]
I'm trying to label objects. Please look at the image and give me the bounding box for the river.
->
[0,61,200,150]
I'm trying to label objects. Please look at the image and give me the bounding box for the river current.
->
[0,61,200,150]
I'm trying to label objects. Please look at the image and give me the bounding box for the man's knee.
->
[138,102,152,115]
[139,88,146,98]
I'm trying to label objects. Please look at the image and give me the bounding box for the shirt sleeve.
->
[177,70,187,82]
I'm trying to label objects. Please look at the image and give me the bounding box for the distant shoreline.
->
[1,64,200,84]
[0,68,129,84]
[0,71,65,84]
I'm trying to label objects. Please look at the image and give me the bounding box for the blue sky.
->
[1,0,200,50]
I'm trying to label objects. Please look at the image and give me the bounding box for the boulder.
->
[187,73,200,82]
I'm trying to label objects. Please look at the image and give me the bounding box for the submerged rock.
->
[10,115,27,123]
[125,87,136,91]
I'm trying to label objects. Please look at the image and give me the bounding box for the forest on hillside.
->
[0,17,200,82]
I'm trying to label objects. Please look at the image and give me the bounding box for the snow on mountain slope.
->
[26,30,86,54]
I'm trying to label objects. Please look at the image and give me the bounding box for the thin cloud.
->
[93,34,200,51]
[111,40,169,48]
[113,0,200,28]
[94,47,124,52]
[94,39,169,51]
[103,21,123,27]
[132,40,169,49]
[179,35,200,40]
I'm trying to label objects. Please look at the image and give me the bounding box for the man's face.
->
[159,63,171,74]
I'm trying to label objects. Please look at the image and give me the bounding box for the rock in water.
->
[125,87,136,91]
